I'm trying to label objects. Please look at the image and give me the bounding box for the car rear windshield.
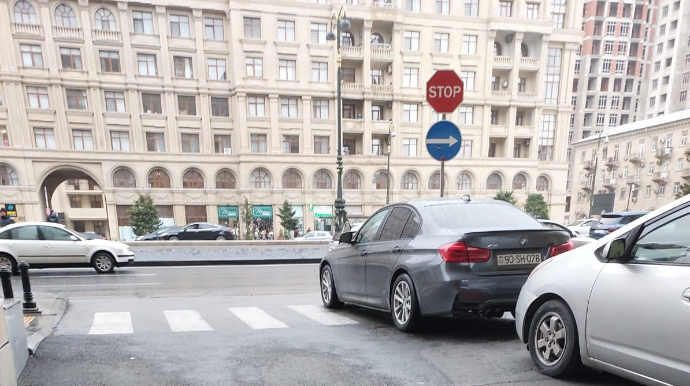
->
[424,203,542,230]
[598,216,623,225]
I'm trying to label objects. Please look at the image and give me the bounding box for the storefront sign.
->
[4,204,17,217]
[314,205,333,217]
[217,206,239,219]
[252,205,273,218]
[344,205,363,216]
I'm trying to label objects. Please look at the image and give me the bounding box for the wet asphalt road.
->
[16,265,637,386]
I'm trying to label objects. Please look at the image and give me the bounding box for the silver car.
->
[538,220,595,249]
[515,194,690,385]
[320,197,572,332]
[294,231,333,241]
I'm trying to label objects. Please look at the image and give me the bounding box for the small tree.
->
[676,183,690,199]
[129,194,161,236]
[240,197,254,240]
[493,190,517,205]
[277,200,298,239]
[525,194,549,220]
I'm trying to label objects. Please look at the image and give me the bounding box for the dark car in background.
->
[163,223,236,241]
[588,211,648,239]
[136,226,182,241]
[320,197,572,332]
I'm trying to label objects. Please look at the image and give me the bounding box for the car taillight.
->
[550,240,574,257]
[607,228,617,233]
[439,242,491,263]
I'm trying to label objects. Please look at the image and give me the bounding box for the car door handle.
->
[682,289,690,301]
[391,247,402,254]
[44,245,52,249]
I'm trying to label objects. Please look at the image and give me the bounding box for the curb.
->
[131,258,321,267]
[27,297,69,356]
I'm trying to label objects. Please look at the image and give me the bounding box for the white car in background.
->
[293,231,333,241]
[566,218,597,236]
[0,222,134,274]
[538,220,595,249]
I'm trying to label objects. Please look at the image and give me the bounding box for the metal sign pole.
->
[440,161,445,198]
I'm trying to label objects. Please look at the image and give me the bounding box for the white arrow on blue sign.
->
[425,121,462,162]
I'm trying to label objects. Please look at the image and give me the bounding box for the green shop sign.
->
[314,205,333,217]
[217,206,239,219]
[252,205,273,218]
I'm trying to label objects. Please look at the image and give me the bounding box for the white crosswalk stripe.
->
[228,307,289,330]
[89,312,133,335]
[164,310,213,332]
[288,305,358,326]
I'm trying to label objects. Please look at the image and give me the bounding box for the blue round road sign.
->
[425,121,462,162]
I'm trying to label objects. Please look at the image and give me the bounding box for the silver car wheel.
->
[535,311,567,366]
[321,269,331,304]
[95,255,113,272]
[0,256,12,270]
[393,281,412,326]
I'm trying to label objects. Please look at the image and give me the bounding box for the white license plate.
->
[594,230,606,234]
[497,253,542,266]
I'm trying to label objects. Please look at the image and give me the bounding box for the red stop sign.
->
[426,70,464,113]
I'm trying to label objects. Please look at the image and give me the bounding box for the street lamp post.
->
[589,131,609,217]
[386,120,396,205]
[626,183,635,212]
[326,7,350,235]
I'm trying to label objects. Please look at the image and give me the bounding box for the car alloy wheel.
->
[93,253,114,274]
[528,300,580,377]
[216,236,226,241]
[534,312,567,366]
[169,236,179,241]
[390,274,420,332]
[320,265,343,309]
[321,269,332,304]
[393,281,412,326]
[0,255,16,272]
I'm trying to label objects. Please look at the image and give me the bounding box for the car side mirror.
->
[69,235,79,241]
[605,238,626,260]
[338,231,354,244]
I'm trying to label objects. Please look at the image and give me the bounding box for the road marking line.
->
[164,310,213,333]
[33,282,161,288]
[89,312,133,335]
[33,274,157,279]
[288,305,358,326]
[228,307,288,330]
[134,264,319,270]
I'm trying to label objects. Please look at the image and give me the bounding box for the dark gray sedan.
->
[320,197,572,332]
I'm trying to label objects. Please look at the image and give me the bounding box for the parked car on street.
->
[320,197,573,332]
[293,231,333,241]
[0,222,134,274]
[135,226,182,241]
[589,212,647,239]
[566,218,597,235]
[538,220,595,248]
[163,223,236,241]
[515,195,690,385]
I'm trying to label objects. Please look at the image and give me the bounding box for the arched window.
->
[344,170,361,189]
[0,165,19,186]
[250,169,271,189]
[341,31,355,47]
[94,8,116,31]
[494,42,502,56]
[313,170,333,189]
[282,169,302,189]
[148,168,171,188]
[112,168,135,188]
[512,174,527,190]
[183,169,204,189]
[401,172,418,190]
[54,4,77,28]
[536,176,549,191]
[215,170,236,189]
[486,173,503,190]
[371,33,384,46]
[521,43,529,57]
[456,172,472,190]
[14,1,37,24]
[428,172,445,190]
[372,171,388,189]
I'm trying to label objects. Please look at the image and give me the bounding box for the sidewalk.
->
[22,295,68,355]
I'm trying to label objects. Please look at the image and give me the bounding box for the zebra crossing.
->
[82,305,359,335]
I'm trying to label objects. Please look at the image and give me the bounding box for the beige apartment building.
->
[0,0,582,240]
[569,109,690,219]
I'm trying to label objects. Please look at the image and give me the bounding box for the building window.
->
[598,96,607,110]
[282,170,302,189]
[311,62,328,82]
[20,45,43,67]
[456,173,471,190]
[211,97,229,117]
[518,78,527,93]
[110,131,130,151]
[170,15,190,38]
[314,136,329,154]
[538,114,556,161]
[142,93,162,114]
[460,71,476,91]
[180,133,200,153]
[649,97,656,107]
[512,174,527,190]
[14,1,37,24]
[371,69,383,85]
[182,170,204,189]
[248,96,266,117]
[54,4,77,28]
[681,91,688,102]
[342,104,355,119]
[609,115,618,127]
[213,135,232,154]
[148,169,171,188]
[69,196,82,208]
[146,132,165,152]
[282,135,299,154]
[604,40,614,55]
[279,59,297,81]
[435,0,450,14]
[66,89,87,110]
[611,96,620,110]
[344,171,361,189]
[459,106,474,125]
[498,1,512,17]
[94,8,116,31]
[403,30,420,51]
[245,57,263,78]
[313,170,333,189]
[243,17,261,39]
[459,140,472,157]
[372,171,388,189]
[113,169,136,188]
[486,173,502,190]
[464,0,478,16]
[403,104,419,123]
[204,18,224,40]
[71,129,93,150]
[132,11,154,35]
[536,176,549,191]
[137,53,157,76]
[105,91,125,112]
[526,3,539,19]
[606,21,616,36]
[342,67,356,83]
[27,86,49,109]
[313,99,329,119]
[250,134,267,153]
[462,35,477,55]
[544,48,561,105]
[401,172,419,190]
[216,170,236,189]
[277,20,295,42]
[171,56,193,78]
[310,23,327,44]
[99,51,120,72]
[403,68,419,87]
[33,128,56,149]
[681,131,687,146]
[178,95,196,116]
[434,33,449,53]
[250,169,271,189]
[0,127,8,147]
[402,138,417,157]
[207,58,226,80]
[405,0,421,12]
[60,48,82,70]
[428,172,444,190]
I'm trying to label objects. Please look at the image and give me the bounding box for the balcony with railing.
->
[625,176,641,185]
[342,82,364,92]
[53,26,84,40]
[371,84,393,93]
[341,45,363,59]
[517,92,538,100]
[92,29,121,42]
[652,172,669,184]
[371,44,392,61]
[627,154,643,164]
[12,23,43,36]
[491,91,511,99]
[372,0,395,8]
[583,161,595,171]
[605,157,619,168]
[682,169,690,180]
[655,147,672,159]
[494,56,513,68]
[520,57,540,70]
[580,180,593,190]
[603,179,617,189]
